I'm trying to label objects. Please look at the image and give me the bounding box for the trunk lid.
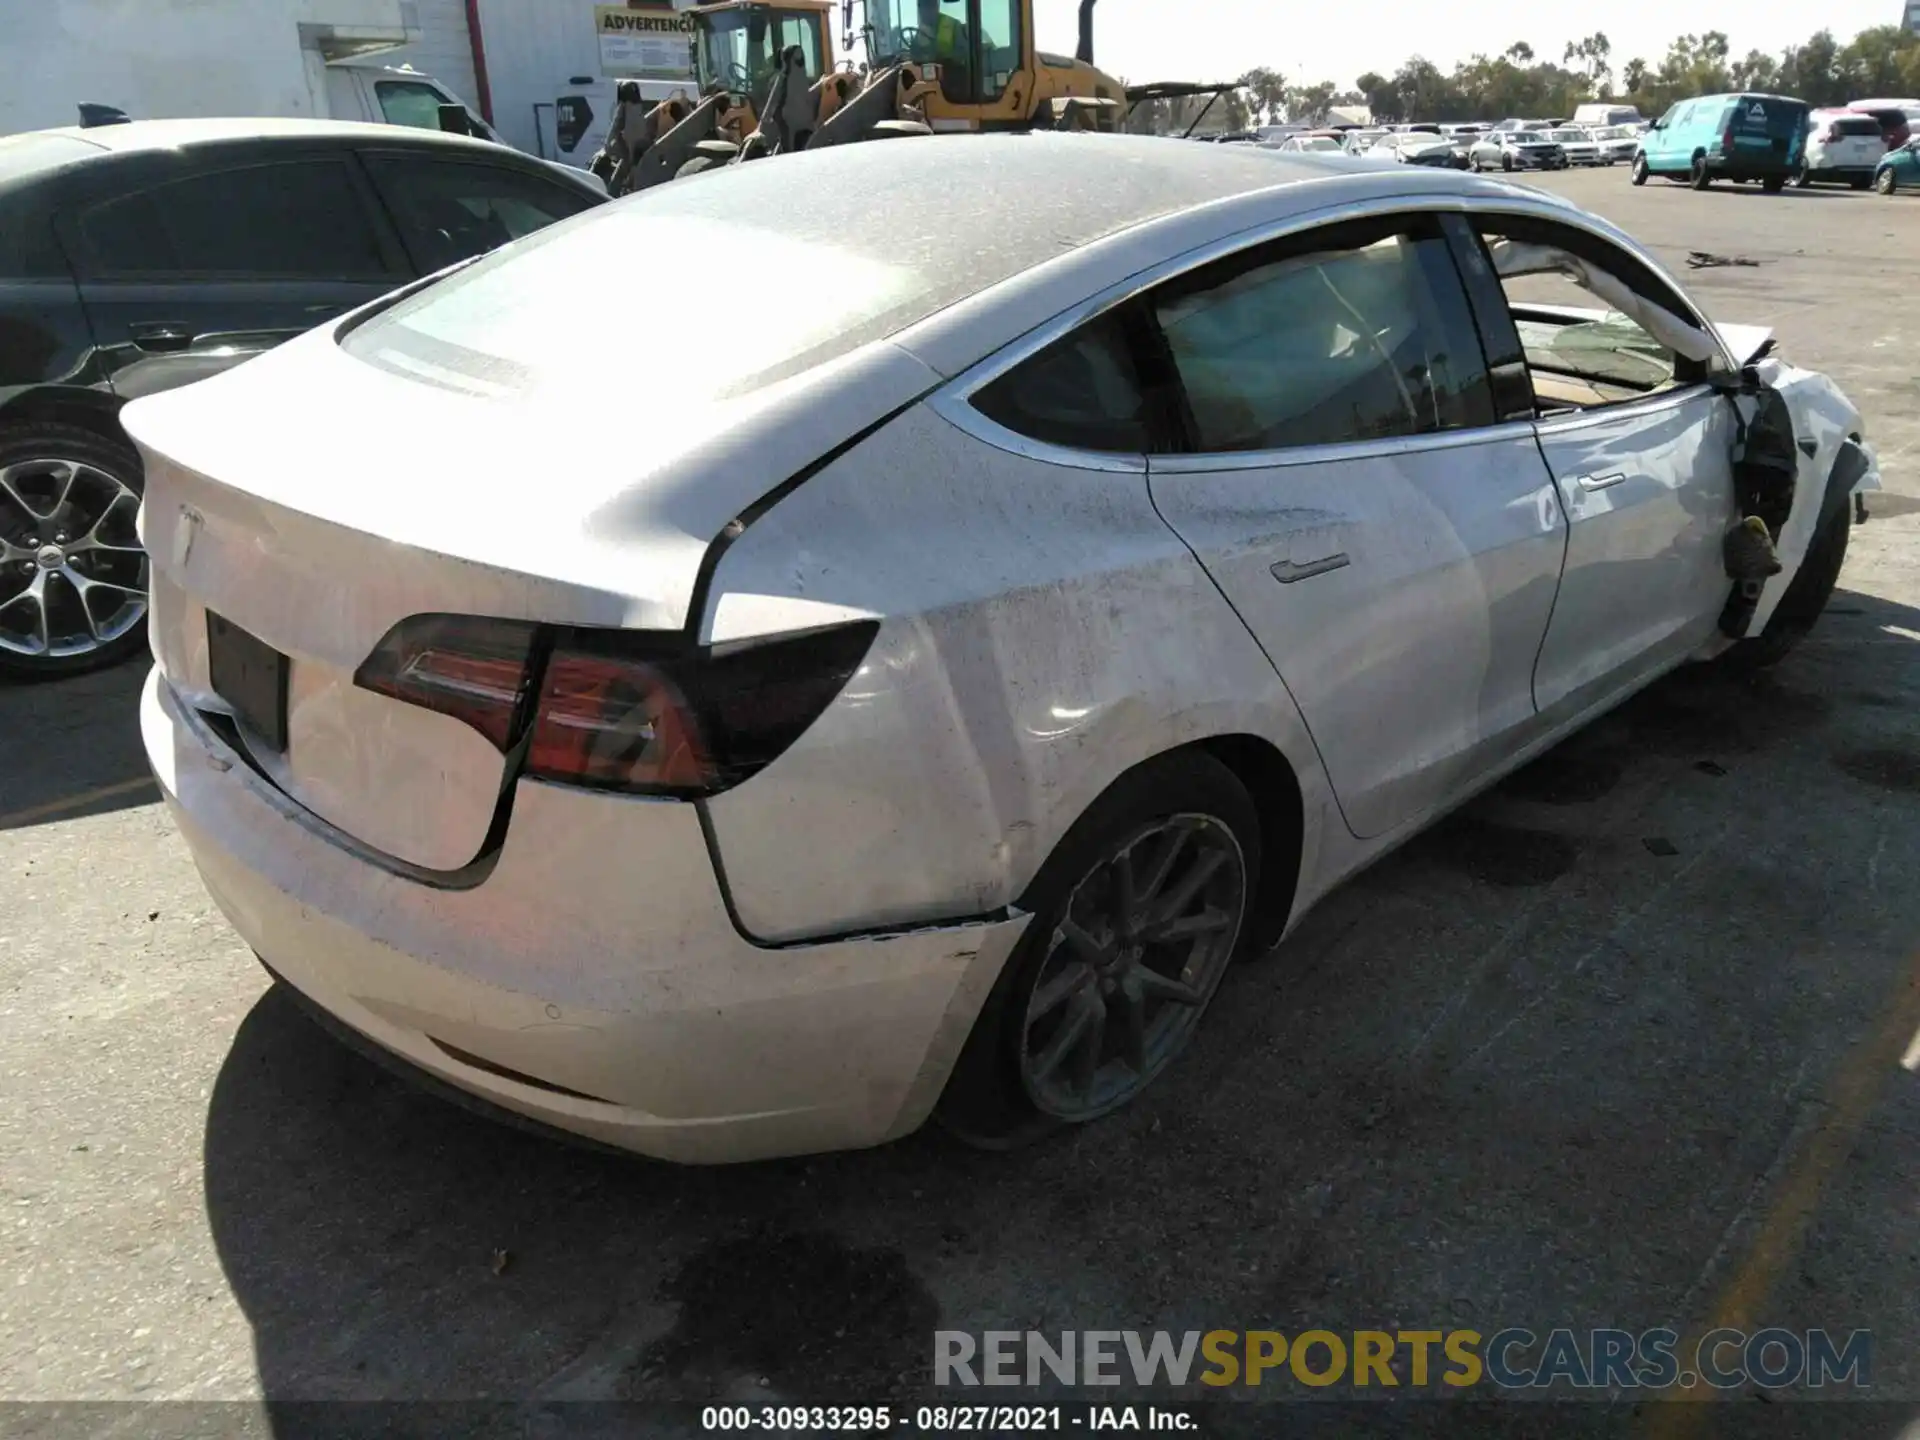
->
[127,314,935,872]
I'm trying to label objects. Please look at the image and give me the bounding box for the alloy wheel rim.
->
[0,456,147,659]
[1017,814,1246,1123]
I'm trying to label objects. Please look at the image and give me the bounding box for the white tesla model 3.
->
[129,136,1878,1163]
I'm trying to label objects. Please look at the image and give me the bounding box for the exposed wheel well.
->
[1191,734,1303,954]
[0,387,127,447]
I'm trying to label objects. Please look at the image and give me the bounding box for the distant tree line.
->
[1127,23,1920,130]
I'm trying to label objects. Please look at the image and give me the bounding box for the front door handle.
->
[130,323,195,352]
[1270,552,1351,584]
[1574,471,1628,492]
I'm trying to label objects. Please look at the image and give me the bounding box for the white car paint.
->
[126,138,1878,1162]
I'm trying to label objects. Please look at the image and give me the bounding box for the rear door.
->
[58,152,410,400]
[1144,210,1568,840]
[359,150,604,276]
[1460,212,1737,716]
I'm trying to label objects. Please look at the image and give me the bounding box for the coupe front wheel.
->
[1876,168,1897,195]
[936,752,1259,1146]
[0,422,150,680]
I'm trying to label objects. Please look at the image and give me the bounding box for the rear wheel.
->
[0,422,149,680]
[1690,154,1711,188]
[936,752,1259,1147]
[1630,154,1649,185]
[1876,167,1897,194]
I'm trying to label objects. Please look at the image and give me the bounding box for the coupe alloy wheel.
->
[0,455,148,661]
[1017,813,1247,1122]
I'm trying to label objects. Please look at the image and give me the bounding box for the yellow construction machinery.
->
[613,0,1229,192]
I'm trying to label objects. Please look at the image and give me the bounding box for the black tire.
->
[1876,167,1896,195]
[1501,153,1513,172]
[0,421,149,680]
[935,751,1261,1149]
[1631,154,1649,185]
[1721,499,1851,671]
[1690,154,1711,189]
[1763,175,1786,193]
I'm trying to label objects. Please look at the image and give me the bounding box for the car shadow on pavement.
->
[200,584,1920,1433]
[0,658,155,828]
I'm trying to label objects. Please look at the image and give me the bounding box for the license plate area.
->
[206,612,288,752]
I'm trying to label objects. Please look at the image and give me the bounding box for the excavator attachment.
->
[804,63,941,150]
[626,90,755,191]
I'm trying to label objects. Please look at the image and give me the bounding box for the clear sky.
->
[1030,0,1908,89]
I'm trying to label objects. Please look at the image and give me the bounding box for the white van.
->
[1571,103,1643,128]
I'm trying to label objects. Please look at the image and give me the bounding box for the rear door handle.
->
[1270,552,1351,584]
[1574,471,1628,492]
[129,323,195,352]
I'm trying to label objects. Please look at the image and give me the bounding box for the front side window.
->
[969,309,1152,453]
[376,80,456,131]
[775,12,825,78]
[363,156,598,274]
[1472,216,1715,409]
[1148,217,1495,453]
[71,159,392,280]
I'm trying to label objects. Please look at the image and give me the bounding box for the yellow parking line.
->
[1640,947,1920,1433]
[0,774,158,828]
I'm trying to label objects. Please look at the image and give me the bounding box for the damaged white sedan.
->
[129,137,1878,1163]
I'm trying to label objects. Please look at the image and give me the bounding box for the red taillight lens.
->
[358,615,879,797]
[526,651,711,792]
[353,614,537,749]
[1722,130,1736,155]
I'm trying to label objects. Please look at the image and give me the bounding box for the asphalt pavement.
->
[3,166,1918,1438]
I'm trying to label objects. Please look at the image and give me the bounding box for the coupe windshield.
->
[1550,129,1585,142]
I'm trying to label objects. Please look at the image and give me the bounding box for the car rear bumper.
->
[143,667,1030,1164]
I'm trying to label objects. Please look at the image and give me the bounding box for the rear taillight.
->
[355,614,879,797]
[354,614,537,748]
[1722,130,1736,156]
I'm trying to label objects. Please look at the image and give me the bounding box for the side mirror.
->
[436,103,474,136]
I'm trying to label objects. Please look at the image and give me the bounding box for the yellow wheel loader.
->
[622,0,1233,192]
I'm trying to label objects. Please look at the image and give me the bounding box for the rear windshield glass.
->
[1726,97,1806,138]
[341,137,1294,405]
[1832,116,1883,136]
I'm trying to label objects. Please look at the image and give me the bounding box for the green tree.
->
[1506,41,1534,64]
[1289,80,1337,124]
[1354,70,1400,121]
[1564,32,1613,93]
[1778,29,1845,106]
[1839,24,1920,97]
[1730,49,1780,91]
[1621,57,1648,94]
[1239,66,1289,124]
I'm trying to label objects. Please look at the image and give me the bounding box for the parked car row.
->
[0,119,608,676]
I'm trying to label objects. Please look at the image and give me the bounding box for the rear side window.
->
[71,159,392,280]
[970,310,1151,453]
[363,154,599,274]
[1148,217,1495,453]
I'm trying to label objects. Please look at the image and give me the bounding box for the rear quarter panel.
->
[695,403,1337,945]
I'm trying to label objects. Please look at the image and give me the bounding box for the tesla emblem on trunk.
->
[174,504,203,569]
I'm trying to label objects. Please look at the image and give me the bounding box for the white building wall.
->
[1,0,429,135]
[471,0,613,156]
